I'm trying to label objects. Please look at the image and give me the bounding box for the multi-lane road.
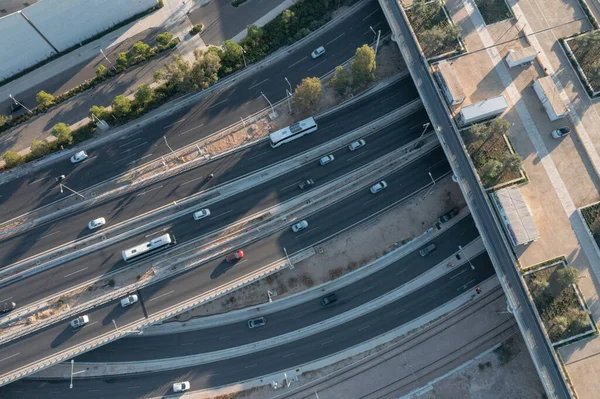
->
[0,0,389,223]
[0,78,417,268]
[0,146,451,378]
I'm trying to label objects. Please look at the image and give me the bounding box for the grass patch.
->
[524,263,592,343]
[568,31,600,92]
[474,0,512,25]
[581,202,600,248]
[406,0,462,59]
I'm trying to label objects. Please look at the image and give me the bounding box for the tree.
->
[467,123,490,143]
[154,54,192,91]
[488,118,511,136]
[116,52,130,69]
[480,159,502,185]
[30,139,51,159]
[35,90,55,108]
[95,64,107,77]
[112,95,132,118]
[2,151,23,168]
[501,152,522,175]
[131,42,152,62]
[89,105,109,121]
[551,315,569,338]
[350,45,376,87]
[531,278,549,295]
[0,114,11,127]
[134,84,154,106]
[156,32,174,49]
[186,49,221,91]
[52,122,73,145]
[556,267,579,290]
[294,77,322,112]
[420,24,461,57]
[572,310,591,331]
[329,66,351,96]
[220,40,244,74]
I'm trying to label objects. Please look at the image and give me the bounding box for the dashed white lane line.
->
[41,230,61,239]
[120,142,148,153]
[119,137,143,147]
[321,340,333,346]
[149,290,175,302]
[136,185,163,197]
[294,227,317,238]
[206,98,228,110]
[64,267,88,278]
[164,119,186,128]
[347,151,367,162]
[280,181,301,191]
[362,286,374,293]
[327,33,345,45]
[180,175,206,186]
[308,59,327,72]
[178,124,204,136]
[245,364,258,369]
[0,353,19,363]
[283,353,295,358]
[28,176,53,185]
[362,8,378,21]
[394,309,406,316]
[358,325,371,331]
[209,209,233,220]
[287,57,307,69]
[248,78,270,90]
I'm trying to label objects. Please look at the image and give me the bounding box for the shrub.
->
[95,64,107,77]
[112,95,132,119]
[134,84,154,106]
[556,267,579,291]
[501,152,522,175]
[156,32,174,49]
[330,66,351,96]
[131,41,153,62]
[0,114,11,127]
[35,90,55,108]
[480,159,502,185]
[2,151,23,168]
[89,105,110,121]
[30,139,52,159]
[52,122,73,145]
[116,52,130,69]
[190,24,203,35]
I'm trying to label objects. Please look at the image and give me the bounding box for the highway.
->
[78,215,480,362]
[379,0,572,396]
[0,0,390,223]
[0,100,426,313]
[0,146,451,378]
[0,78,418,268]
[0,259,495,398]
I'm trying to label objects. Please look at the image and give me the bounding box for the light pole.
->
[422,172,436,200]
[283,247,293,270]
[413,122,430,150]
[70,359,86,389]
[60,183,85,199]
[100,49,114,69]
[261,91,275,115]
[285,77,292,94]
[241,49,247,68]
[285,89,293,114]
[112,319,143,335]
[458,245,475,270]
[163,135,176,155]
[267,290,274,302]
[9,94,33,114]
[369,26,381,57]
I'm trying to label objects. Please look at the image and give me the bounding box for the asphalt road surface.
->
[0,78,418,268]
[0,259,495,398]
[0,146,450,378]
[79,215,480,362]
[0,0,389,224]
[381,0,572,396]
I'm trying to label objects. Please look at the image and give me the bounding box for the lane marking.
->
[119,137,142,147]
[0,353,19,363]
[149,290,175,302]
[395,268,407,275]
[308,60,327,72]
[163,119,186,128]
[180,175,206,186]
[287,56,307,69]
[450,269,467,279]
[82,321,98,329]
[283,353,295,358]
[394,309,406,315]
[362,286,373,293]
[346,151,367,162]
[209,209,234,220]
[120,142,148,153]
[358,325,371,331]
[181,342,194,346]
[218,335,230,340]
[280,181,301,191]
[245,364,258,369]
[119,130,142,139]
[128,386,141,389]
[140,153,153,160]
[0,296,13,302]
[295,227,317,238]
[116,153,137,163]
[136,185,163,197]
[144,227,170,238]
[178,124,204,136]
[41,230,61,239]
[28,176,52,185]
[327,33,345,45]
[206,98,228,110]
[321,340,333,346]
[247,150,271,160]
[362,8,378,20]
[249,78,269,90]
[64,267,88,278]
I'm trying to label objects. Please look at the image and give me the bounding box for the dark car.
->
[438,208,458,224]
[9,102,23,114]
[0,301,16,314]
[298,179,314,190]
[419,243,437,257]
[321,293,338,306]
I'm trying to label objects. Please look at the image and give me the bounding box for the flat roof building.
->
[491,186,540,247]
[434,61,466,106]
[533,76,568,121]
[458,95,508,126]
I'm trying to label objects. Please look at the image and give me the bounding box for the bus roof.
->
[270,117,316,143]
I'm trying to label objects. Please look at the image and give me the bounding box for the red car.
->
[226,250,244,262]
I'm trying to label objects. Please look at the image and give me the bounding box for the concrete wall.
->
[0,13,56,80]
[23,0,158,52]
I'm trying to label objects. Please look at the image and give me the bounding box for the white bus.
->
[122,233,176,262]
[269,117,318,148]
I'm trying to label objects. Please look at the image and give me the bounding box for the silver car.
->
[88,217,106,230]
[370,181,388,194]
[348,139,366,151]
[292,220,308,233]
[70,150,88,164]
[319,155,335,165]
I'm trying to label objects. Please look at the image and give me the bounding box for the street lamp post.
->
[60,183,85,199]
[70,359,86,389]
[422,172,436,200]
[9,94,33,114]
[261,91,275,115]
[241,49,247,68]
[285,77,292,94]
[458,245,475,270]
[112,319,144,335]
[285,89,293,114]
[369,26,381,57]
[283,247,293,270]
[100,49,114,69]
[163,135,176,155]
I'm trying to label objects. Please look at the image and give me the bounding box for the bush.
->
[0,114,11,127]
[156,32,175,49]
[116,52,130,69]
[30,139,52,159]
[330,66,352,96]
[89,105,110,121]
[35,90,55,108]
[556,267,579,290]
[95,64,107,77]
[52,122,73,145]
[131,42,153,62]
[190,24,203,35]
[480,159,502,185]
[134,84,154,106]
[2,151,23,168]
[112,95,132,119]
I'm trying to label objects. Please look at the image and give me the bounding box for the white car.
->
[292,220,308,233]
[173,381,191,392]
[319,155,335,166]
[370,181,388,194]
[348,139,366,151]
[70,150,88,164]
[311,46,325,59]
[70,315,89,329]
[193,208,211,220]
[88,217,106,230]
[551,127,570,139]
[120,294,138,307]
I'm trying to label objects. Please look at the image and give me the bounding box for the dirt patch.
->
[166,175,465,321]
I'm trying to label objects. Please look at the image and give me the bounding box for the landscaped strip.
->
[562,31,600,97]
[474,0,512,25]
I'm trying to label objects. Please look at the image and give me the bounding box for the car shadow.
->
[210,259,237,280]
[51,325,76,348]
